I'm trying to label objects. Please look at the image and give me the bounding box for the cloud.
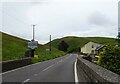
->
[118,1,120,32]
[2,0,118,44]
[66,25,117,38]
[88,11,115,26]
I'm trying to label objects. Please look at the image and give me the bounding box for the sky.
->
[1,0,119,44]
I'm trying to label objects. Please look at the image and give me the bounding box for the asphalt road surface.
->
[2,54,77,83]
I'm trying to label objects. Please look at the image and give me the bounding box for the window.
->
[91,50,94,54]
[92,45,94,48]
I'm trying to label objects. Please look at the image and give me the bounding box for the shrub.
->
[98,45,120,75]
[58,40,69,52]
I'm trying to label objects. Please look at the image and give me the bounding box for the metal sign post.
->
[50,35,51,54]
[28,41,38,49]
[27,25,38,57]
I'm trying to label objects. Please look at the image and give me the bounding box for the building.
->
[81,41,103,55]
[95,45,105,55]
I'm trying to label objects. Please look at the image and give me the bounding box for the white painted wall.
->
[81,41,101,54]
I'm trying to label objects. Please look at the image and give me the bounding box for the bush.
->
[98,45,120,75]
[58,40,69,52]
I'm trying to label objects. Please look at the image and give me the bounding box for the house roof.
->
[95,45,105,50]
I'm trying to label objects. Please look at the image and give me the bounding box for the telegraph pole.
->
[50,35,51,54]
[32,25,36,41]
[31,25,36,57]
[27,25,38,57]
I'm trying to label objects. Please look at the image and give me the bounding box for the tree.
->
[98,45,120,75]
[58,40,69,52]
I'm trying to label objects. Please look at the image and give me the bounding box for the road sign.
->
[28,41,38,49]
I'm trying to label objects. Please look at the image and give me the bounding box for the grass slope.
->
[86,37,117,45]
[46,36,117,53]
[2,32,65,61]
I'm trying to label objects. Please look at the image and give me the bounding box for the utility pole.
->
[32,25,36,41]
[28,24,38,58]
[50,35,51,54]
[31,24,36,57]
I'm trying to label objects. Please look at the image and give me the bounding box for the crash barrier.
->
[2,57,33,72]
[77,56,120,84]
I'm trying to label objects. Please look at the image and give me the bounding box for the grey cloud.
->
[88,11,115,26]
[2,0,118,44]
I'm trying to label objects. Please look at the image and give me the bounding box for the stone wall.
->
[77,56,120,84]
[2,57,33,72]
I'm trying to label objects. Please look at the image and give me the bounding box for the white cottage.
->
[81,41,102,54]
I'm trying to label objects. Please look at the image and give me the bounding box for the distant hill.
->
[46,36,117,53]
[2,32,65,61]
[2,32,117,61]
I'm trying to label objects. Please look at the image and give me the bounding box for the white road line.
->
[1,54,70,75]
[23,79,30,83]
[34,74,38,76]
[1,55,69,75]
[42,64,54,71]
[74,58,79,83]
[59,60,62,63]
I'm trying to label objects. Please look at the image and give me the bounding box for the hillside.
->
[2,32,65,61]
[46,36,117,53]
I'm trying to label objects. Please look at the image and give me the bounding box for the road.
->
[2,54,77,83]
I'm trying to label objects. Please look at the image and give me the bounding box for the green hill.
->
[2,32,117,61]
[2,32,65,61]
[46,36,117,53]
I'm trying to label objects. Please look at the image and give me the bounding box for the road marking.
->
[34,74,38,76]
[74,58,79,83]
[0,54,70,75]
[59,60,62,63]
[1,55,70,75]
[22,79,30,83]
[0,55,65,75]
[42,64,54,71]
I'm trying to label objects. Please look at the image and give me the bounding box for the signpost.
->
[27,25,38,57]
[28,41,38,49]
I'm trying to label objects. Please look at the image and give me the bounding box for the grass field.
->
[86,37,117,45]
[46,36,117,53]
[2,32,65,61]
[2,32,117,61]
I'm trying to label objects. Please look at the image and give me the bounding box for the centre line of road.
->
[59,60,63,63]
[42,64,54,71]
[22,78,30,84]
[1,55,69,75]
[42,56,69,72]
[34,74,38,76]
